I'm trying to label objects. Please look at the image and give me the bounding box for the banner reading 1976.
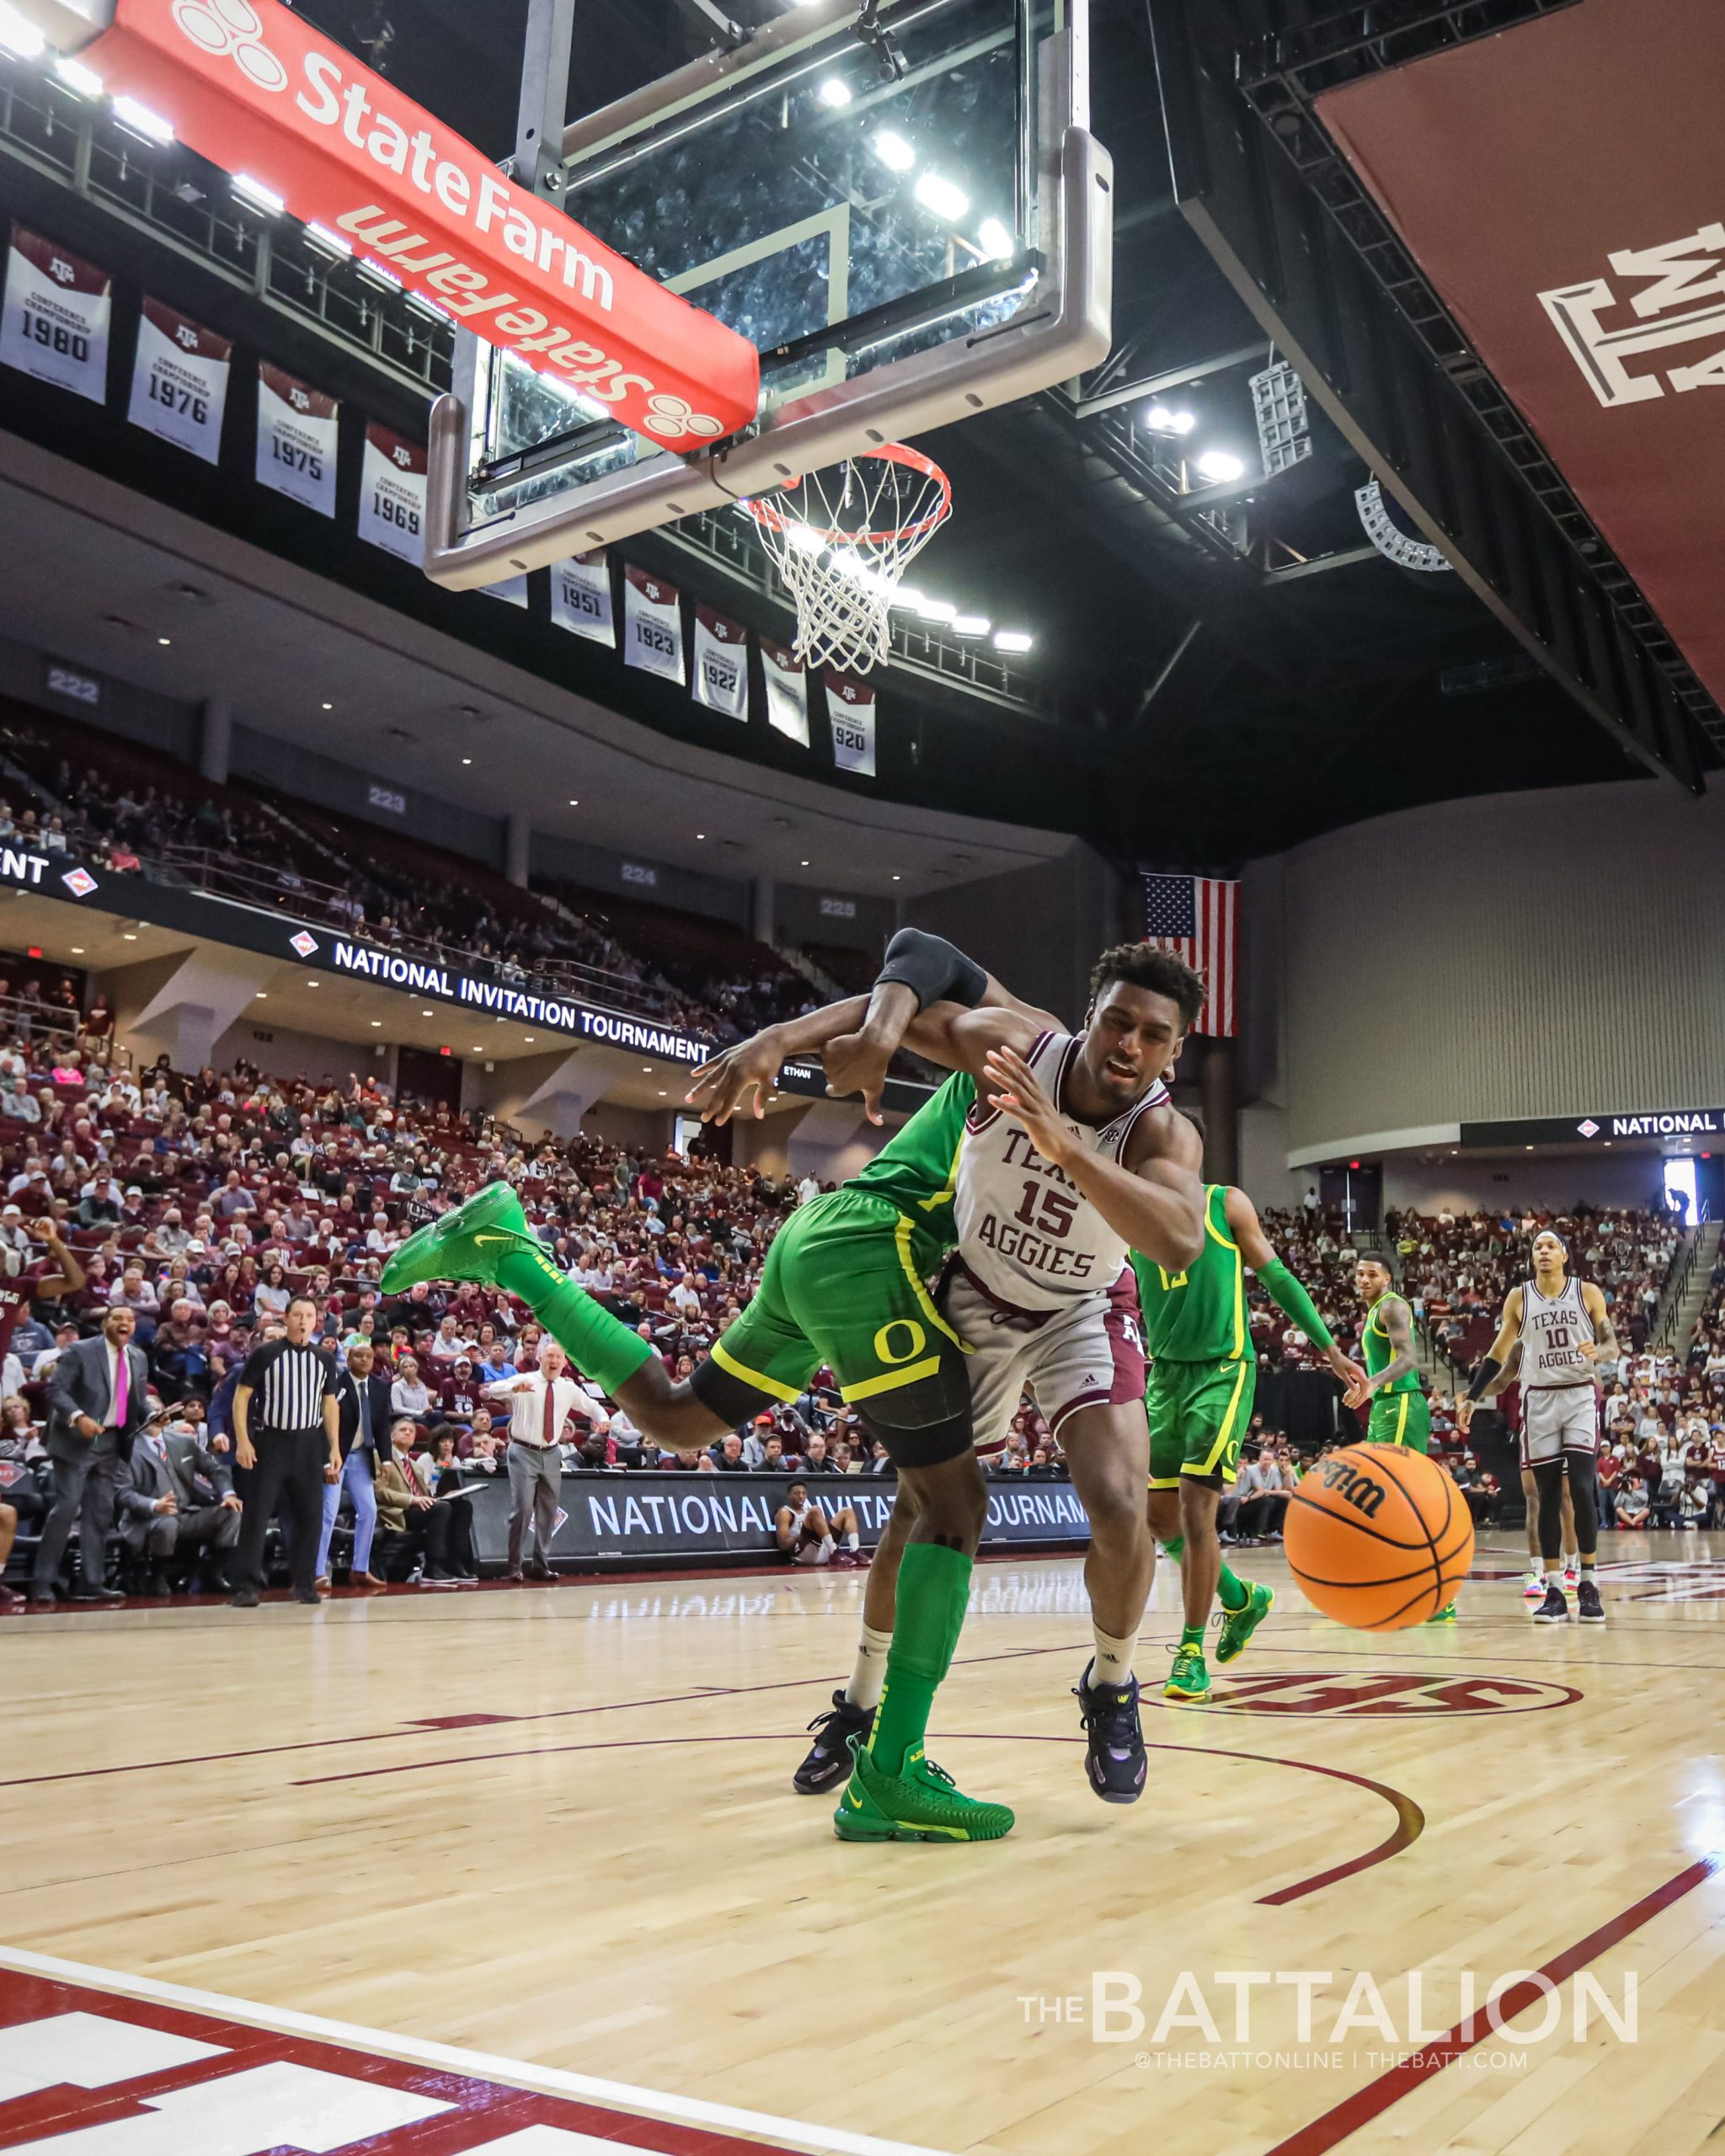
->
[127,298,232,463]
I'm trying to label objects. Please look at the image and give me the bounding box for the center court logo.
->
[171,0,290,92]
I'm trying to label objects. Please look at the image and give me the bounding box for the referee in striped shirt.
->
[230,1295,341,1608]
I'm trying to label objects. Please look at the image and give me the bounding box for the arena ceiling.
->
[265,0,1707,873]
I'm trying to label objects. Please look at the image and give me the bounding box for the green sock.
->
[1162,1535,1185,1562]
[492,1242,654,1398]
[1180,1623,1206,1652]
[1217,1565,1249,1613]
[867,1543,972,1776]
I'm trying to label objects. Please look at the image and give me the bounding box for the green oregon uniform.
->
[1360,1291,1430,1451]
[1134,1184,1253,1489]
[710,1072,973,1410]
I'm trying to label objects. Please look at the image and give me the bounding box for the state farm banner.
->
[255,362,338,515]
[826,671,877,776]
[622,566,683,682]
[357,422,426,563]
[83,0,758,448]
[692,605,748,719]
[761,638,809,746]
[127,297,231,463]
[0,227,110,402]
[550,552,614,645]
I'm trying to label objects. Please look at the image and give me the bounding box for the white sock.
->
[818,1535,836,1563]
[845,1528,860,1550]
[847,1622,893,1710]
[1091,1624,1137,1687]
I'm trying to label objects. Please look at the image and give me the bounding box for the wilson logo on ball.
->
[1314,1455,1388,1519]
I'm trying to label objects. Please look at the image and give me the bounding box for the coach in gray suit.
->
[35,1305,151,1604]
[118,1421,242,1595]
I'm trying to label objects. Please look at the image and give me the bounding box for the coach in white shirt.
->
[485,1343,608,1582]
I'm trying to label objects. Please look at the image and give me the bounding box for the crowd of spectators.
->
[0,1042,1080,1599]
[0,710,821,1049]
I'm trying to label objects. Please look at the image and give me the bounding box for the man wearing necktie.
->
[117,1415,242,1596]
[37,1306,151,1604]
[318,1341,393,1590]
[484,1341,608,1581]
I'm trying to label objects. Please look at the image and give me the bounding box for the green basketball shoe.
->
[1164,1642,1212,1702]
[1215,1581,1274,1666]
[833,1742,1014,1844]
[381,1181,536,1292]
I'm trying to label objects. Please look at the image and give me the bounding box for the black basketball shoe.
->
[1533,1581,1570,1624]
[1576,1576,1606,1624]
[1074,1662,1147,1804]
[793,1689,874,1794]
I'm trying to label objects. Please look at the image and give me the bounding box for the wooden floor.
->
[5,1533,1725,2156]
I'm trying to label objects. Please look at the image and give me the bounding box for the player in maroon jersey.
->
[0,1219,83,1606]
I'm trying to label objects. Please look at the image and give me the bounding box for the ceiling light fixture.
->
[818,77,852,108]
[1145,404,1196,436]
[232,173,285,217]
[53,56,104,96]
[977,217,1013,260]
[112,96,174,144]
[157,637,171,646]
[305,222,353,258]
[1195,449,1247,484]
[0,3,45,58]
[915,171,969,221]
[993,630,1033,654]
[952,614,991,637]
[873,130,916,173]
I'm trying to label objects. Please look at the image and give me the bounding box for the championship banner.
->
[692,604,748,719]
[79,0,758,449]
[761,637,809,746]
[483,574,529,608]
[255,362,338,515]
[826,670,877,776]
[622,566,684,682]
[127,297,231,463]
[550,552,614,645]
[0,227,111,402]
[357,421,426,563]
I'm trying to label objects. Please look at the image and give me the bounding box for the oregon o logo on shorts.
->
[873,1319,927,1366]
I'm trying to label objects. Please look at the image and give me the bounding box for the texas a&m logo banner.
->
[255,361,338,515]
[0,227,111,402]
[692,605,747,719]
[761,637,809,747]
[550,552,615,645]
[127,297,232,463]
[622,567,684,683]
[356,421,426,562]
[825,670,876,776]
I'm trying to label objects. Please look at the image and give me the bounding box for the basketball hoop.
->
[738,444,952,676]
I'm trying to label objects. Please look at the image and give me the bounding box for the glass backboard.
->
[424,0,1108,588]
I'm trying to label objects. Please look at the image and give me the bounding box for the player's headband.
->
[1532,1231,1567,1256]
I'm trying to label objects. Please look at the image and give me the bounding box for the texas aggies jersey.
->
[952,1029,1169,1314]
[0,1266,46,1360]
[1518,1272,1596,1388]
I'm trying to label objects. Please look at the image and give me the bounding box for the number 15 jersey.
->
[952,1029,1169,1314]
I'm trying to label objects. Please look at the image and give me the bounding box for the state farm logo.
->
[172,0,290,93]
[641,393,723,441]
[49,256,75,285]
[1578,1118,1601,1138]
[289,930,319,958]
[1156,1670,1581,1716]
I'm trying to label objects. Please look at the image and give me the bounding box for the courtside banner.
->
[826,670,877,776]
[692,604,748,719]
[462,1470,1091,1569]
[255,361,338,515]
[127,296,231,462]
[761,637,809,746]
[83,0,759,449]
[0,227,111,402]
[357,421,426,562]
[550,552,614,643]
[622,566,684,682]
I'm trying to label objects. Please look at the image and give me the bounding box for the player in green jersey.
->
[382,944,1023,1846]
[1347,1256,1455,1624]
[1348,1257,1430,1451]
[1135,1186,1365,1701]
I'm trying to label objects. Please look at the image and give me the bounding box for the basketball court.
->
[6,1541,1725,2156]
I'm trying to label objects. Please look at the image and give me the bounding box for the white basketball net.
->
[739,445,952,675]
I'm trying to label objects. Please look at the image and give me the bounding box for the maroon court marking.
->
[1144,1670,1583,1716]
[292,1728,1423,1907]
[0,1961,809,2153]
[1265,1854,1723,2156]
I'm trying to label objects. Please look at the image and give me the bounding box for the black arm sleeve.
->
[1463,1354,1503,1405]
[874,928,989,1014]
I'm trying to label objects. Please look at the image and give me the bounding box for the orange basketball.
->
[1283,1444,1474,1630]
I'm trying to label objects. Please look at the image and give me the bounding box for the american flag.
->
[1140,872,1240,1038]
